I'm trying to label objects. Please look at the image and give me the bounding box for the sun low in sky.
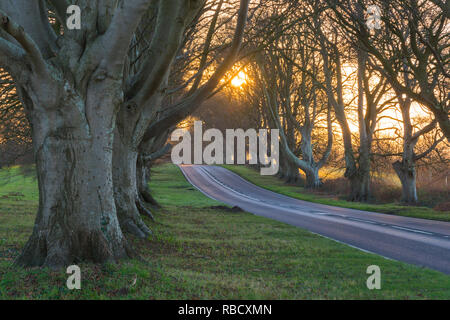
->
[231,71,247,87]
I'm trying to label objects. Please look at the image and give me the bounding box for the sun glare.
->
[231,71,247,87]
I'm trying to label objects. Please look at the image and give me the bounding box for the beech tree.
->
[0,0,250,268]
[329,0,449,140]
[392,89,443,203]
[253,39,333,188]
[328,0,448,200]
[311,2,394,201]
[114,0,251,239]
[372,66,445,203]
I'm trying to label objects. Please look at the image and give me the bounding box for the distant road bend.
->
[179,165,450,275]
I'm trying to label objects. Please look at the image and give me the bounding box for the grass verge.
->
[0,164,449,299]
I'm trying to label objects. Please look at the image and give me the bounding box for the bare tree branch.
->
[101,0,154,75]
[0,10,48,76]
[142,0,251,141]
[0,37,26,72]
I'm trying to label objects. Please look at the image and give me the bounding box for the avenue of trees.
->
[0,0,448,268]
[0,0,253,268]
[232,0,448,202]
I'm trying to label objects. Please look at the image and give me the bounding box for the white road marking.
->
[391,225,434,235]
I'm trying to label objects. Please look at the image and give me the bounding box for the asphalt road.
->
[179,164,450,275]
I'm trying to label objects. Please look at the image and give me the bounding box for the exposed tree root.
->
[136,196,155,221]
[121,217,152,239]
[140,188,161,208]
[16,229,133,269]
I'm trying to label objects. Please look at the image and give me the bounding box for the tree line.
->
[223,0,448,203]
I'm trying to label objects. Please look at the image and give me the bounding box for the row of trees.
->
[229,0,448,202]
[0,0,257,268]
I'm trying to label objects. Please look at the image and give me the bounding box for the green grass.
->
[0,163,449,299]
[222,165,450,222]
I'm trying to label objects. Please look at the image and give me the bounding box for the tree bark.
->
[17,88,133,268]
[136,155,160,207]
[136,139,171,207]
[349,144,371,202]
[393,160,418,203]
[278,147,300,183]
[305,167,321,189]
[112,133,152,238]
[284,163,300,184]
[349,171,370,202]
[299,126,325,189]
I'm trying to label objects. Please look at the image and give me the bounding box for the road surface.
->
[179,165,450,275]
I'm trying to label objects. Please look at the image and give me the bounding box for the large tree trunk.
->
[299,127,322,189]
[349,147,371,202]
[136,155,160,207]
[349,170,370,202]
[285,164,300,184]
[111,92,168,237]
[113,133,152,238]
[17,91,132,268]
[393,160,418,204]
[277,149,289,180]
[305,167,321,189]
[278,148,300,183]
[136,137,171,207]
